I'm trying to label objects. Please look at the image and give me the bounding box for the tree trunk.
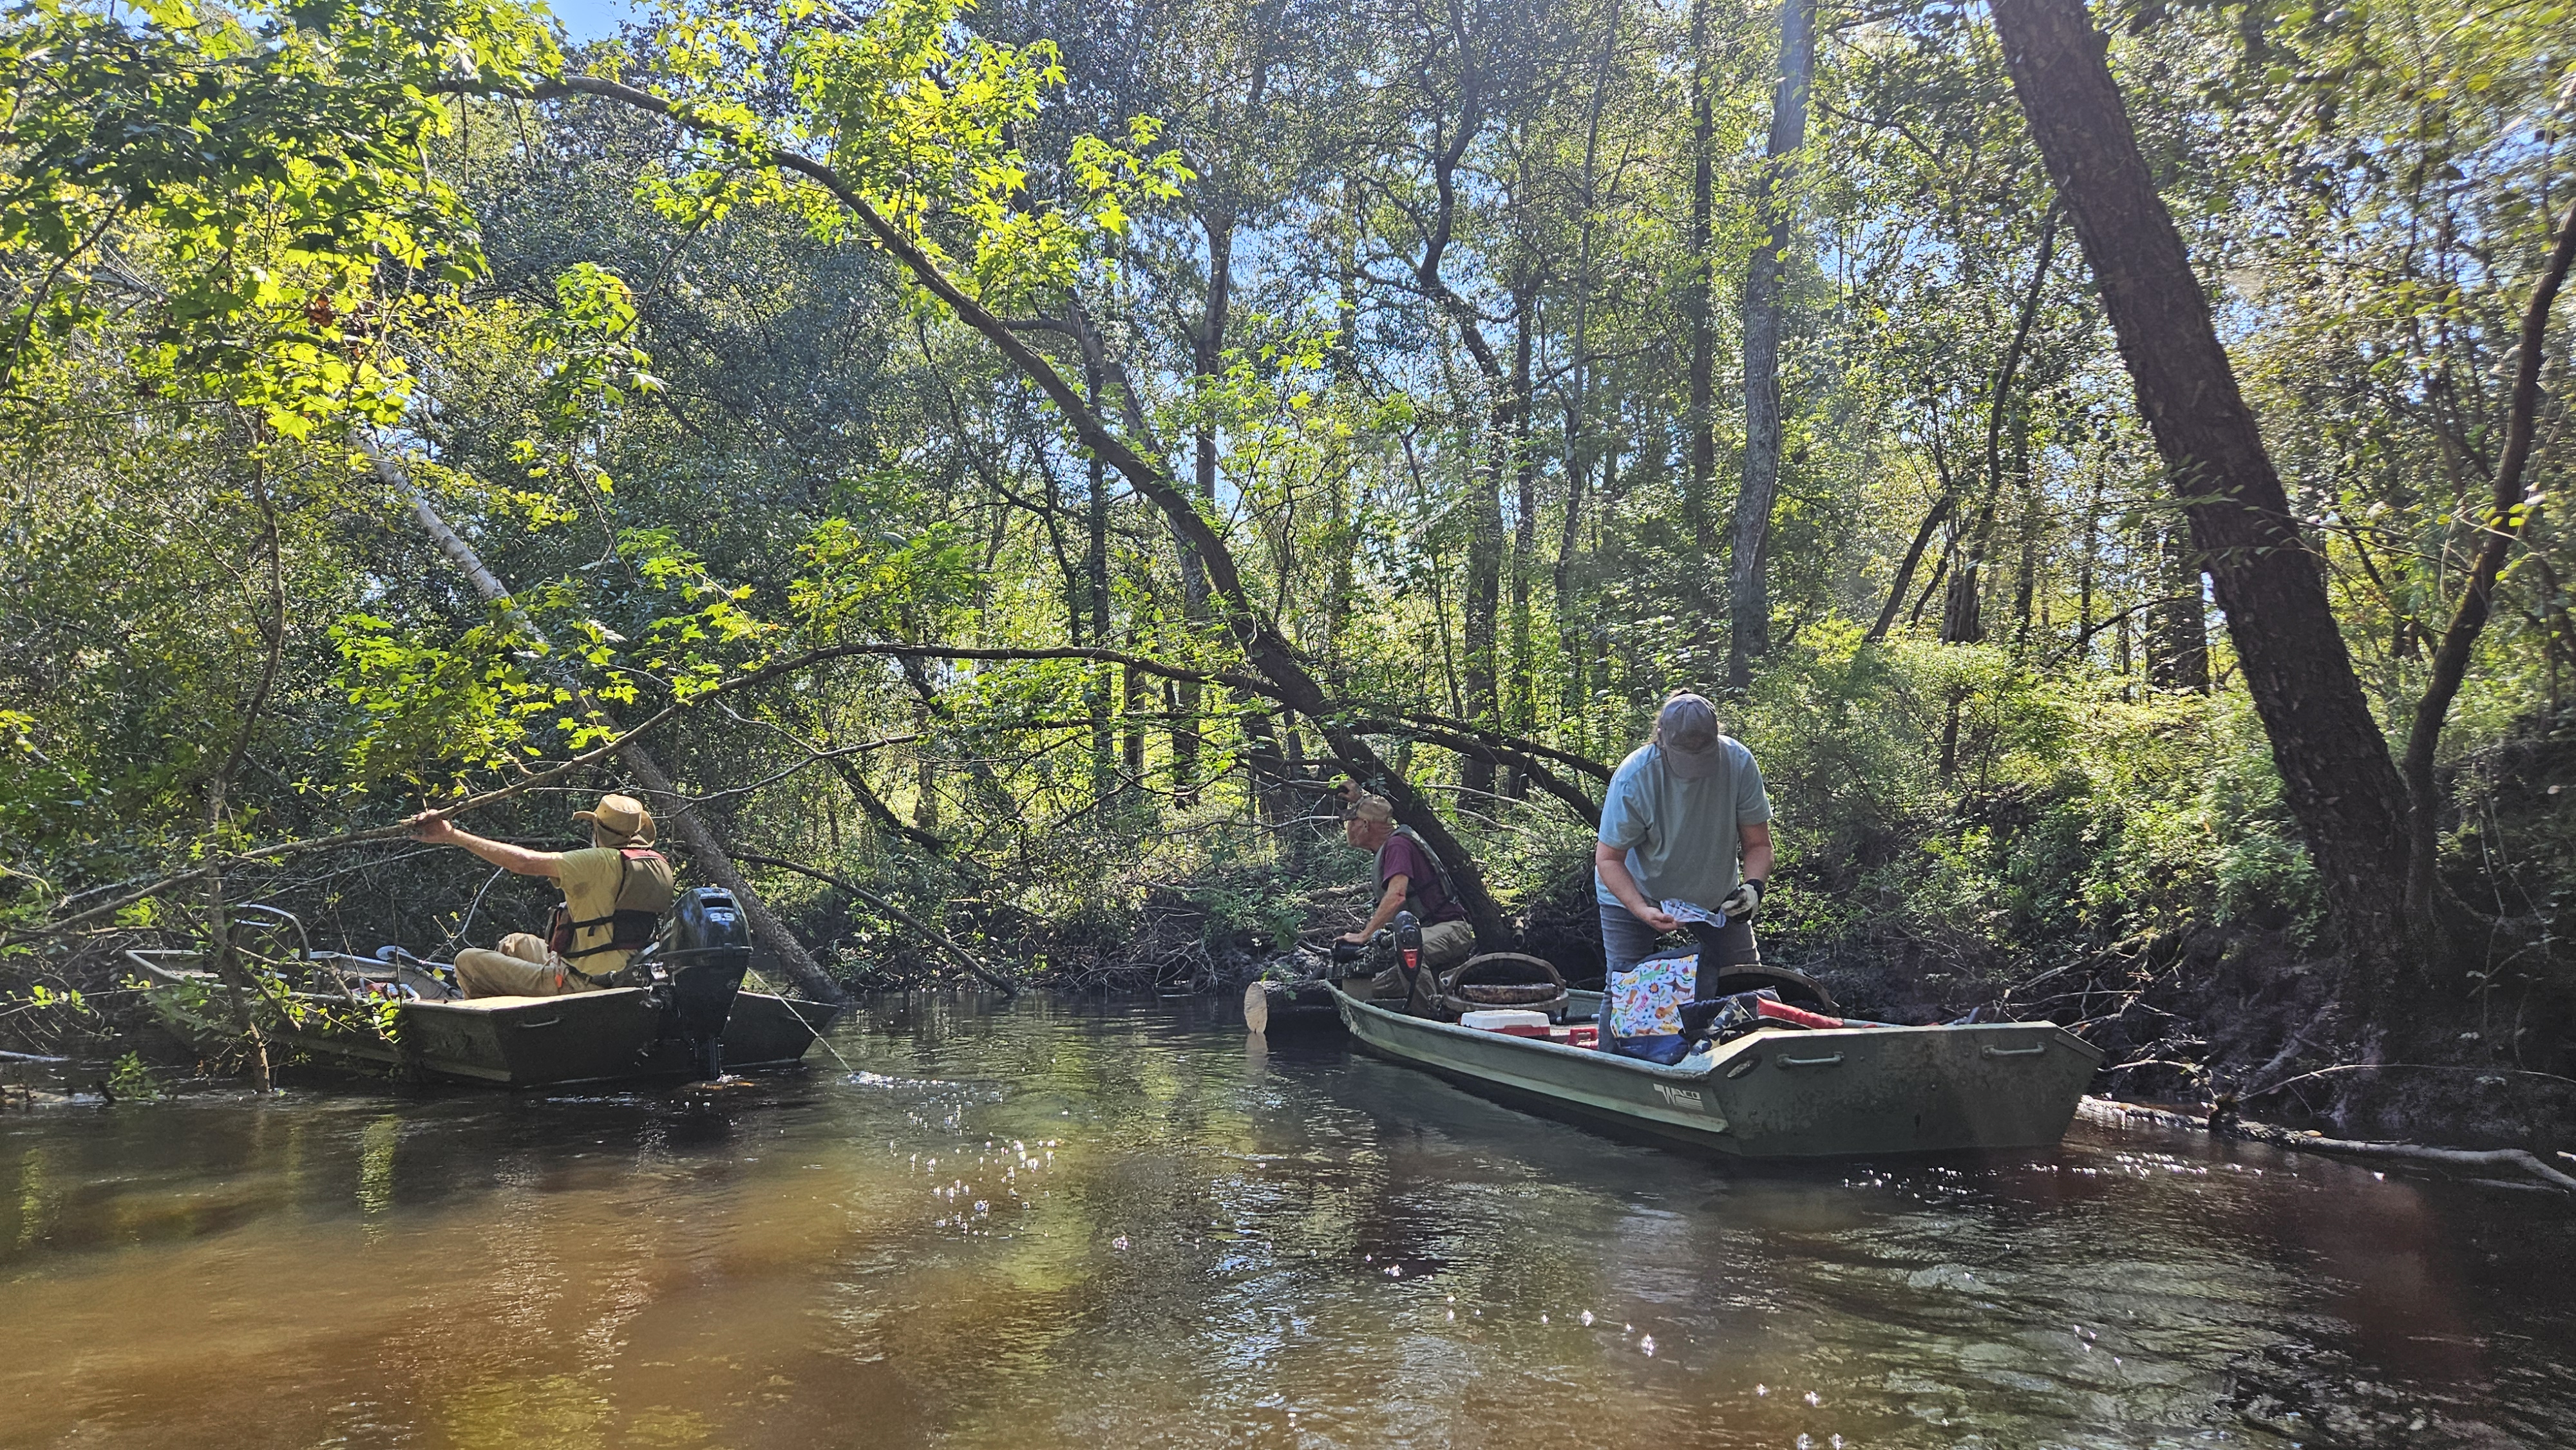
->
[1990,0,2412,988]
[1173,217,1236,807]
[1943,205,2058,648]
[1410,65,1509,795]
[1683,0,1717,570]
[2010,450,2040,652]
[1870,493,1953,641]
[2077,463,2101,650]
[1560,0,1620,751]
[1939,526,1989,644]
[1242,706,1289,819]
[2146,509,2210,692]
[1463,434,1504,793]
[200,845,273,1092]
[1506,279,1539,790]
[2397,194,2576,918]
[1728,0,1817,688]
[1121,650,1146,798]
[1084,344,1115,800]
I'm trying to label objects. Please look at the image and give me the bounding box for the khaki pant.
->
[1419,918,1475,970]
[1362,919,1478,1001]
[453,932,603,1000]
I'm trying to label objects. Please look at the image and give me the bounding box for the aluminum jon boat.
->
[135,950,842,1088]
[1330,981,2101,1158]
[129,891,840,1088]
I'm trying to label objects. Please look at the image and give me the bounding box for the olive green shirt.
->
[557,847,638,975]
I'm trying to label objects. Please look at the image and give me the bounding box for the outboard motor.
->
[652,887,753,1079]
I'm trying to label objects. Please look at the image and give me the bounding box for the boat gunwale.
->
[1328,979,2101,1080]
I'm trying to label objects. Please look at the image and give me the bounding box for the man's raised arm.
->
[405,813,565,880]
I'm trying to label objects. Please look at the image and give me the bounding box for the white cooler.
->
[1459,1008,1551,1033]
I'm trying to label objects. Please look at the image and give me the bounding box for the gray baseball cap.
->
[1652,692,1724,779]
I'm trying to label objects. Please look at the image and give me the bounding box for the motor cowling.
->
[655,887,752,1079]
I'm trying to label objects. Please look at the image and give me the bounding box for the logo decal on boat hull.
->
[1654,1082,1706,1110]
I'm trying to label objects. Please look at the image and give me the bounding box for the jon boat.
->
[1329,980,2101,1158]
[133,892,841,1088]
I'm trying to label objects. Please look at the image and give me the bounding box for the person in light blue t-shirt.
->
[1593,692,1774,977]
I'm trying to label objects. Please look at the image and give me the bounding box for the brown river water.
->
[3,993,2570,1449]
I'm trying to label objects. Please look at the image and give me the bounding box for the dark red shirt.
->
[1379,833,1466,924]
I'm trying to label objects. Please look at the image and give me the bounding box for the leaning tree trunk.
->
[383,453,846,1004]
[1989,0,2413,997]
[1727,0,1817,688]
[2397,194,2576,919]
[513,78,1524,952]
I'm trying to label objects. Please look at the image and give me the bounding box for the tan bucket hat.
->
[574,793,656,846]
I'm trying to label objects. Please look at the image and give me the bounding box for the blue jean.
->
[1598,899,1759,977]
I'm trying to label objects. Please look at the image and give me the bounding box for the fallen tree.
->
[382,448,846,1005]
[2078,1097,2576,1194]
[491,69,1525,951]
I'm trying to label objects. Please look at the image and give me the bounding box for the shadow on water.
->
[2,992,2568,1448]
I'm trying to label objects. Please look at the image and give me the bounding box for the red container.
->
[1754,999,1844,1030]
[1550,1026,1600,1049]
[1497,1023,1551,1039]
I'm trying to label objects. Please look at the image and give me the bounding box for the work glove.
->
[1718,878,1765,921]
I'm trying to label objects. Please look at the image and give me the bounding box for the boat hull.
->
[1332,984,2099,1158]
[390,990,843,1086]
[138,951,840,1088]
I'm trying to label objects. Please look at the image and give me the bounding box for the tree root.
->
[2077,1097,2576,1194]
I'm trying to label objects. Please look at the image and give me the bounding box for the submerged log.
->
[2077,1097,2576,1194]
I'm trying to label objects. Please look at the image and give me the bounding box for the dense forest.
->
[1,0,2569,1139]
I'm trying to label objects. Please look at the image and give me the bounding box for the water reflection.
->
[0,993,2567,1448]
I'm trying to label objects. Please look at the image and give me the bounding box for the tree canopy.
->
[3,0,2570,1126]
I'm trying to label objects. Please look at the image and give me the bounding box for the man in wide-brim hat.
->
[405,792,676,998]
[1592,692,1775,977]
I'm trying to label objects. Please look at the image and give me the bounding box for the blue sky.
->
[541,0,637,42]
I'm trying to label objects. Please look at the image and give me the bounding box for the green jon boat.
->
[136,950,840,1088]
[1331,981,2101,1158]
[131,889,840,1088]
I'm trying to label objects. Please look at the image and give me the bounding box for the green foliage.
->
[790,512,974,641]
[0,0,2566,1094]
[105,1051,164,1101]
[650,0,1188,306]
[330,603,560,786]
[1742,628,2325,968]
[0,0,558,434]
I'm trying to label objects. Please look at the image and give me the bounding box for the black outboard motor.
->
[653,887,753,1079]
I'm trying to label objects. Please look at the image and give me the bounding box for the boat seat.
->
[1702,963,1838,1015]
[1439,952,1568,1019]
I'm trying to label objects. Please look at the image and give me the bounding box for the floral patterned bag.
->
[1605,952,1696,1064]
